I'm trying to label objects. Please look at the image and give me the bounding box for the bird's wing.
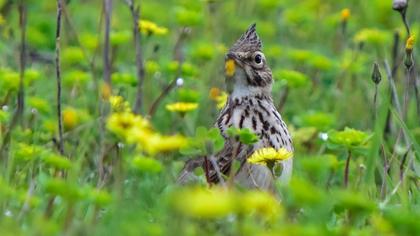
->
[207,140,234,183]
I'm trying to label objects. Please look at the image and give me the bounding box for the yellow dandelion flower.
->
[166,102,198,113]
[153,27,168,35]
[109,95,123,110]
[209,87,221,100]
[225,59,236,77]
[142,134,188,155]
[340,8,351,22]
[126,125,154,145]
[173,187,235,219]
[240,190,283,221]
[406,35,415,50]
[109,95,130,112]
[139,20,168,36]
[106,112,149,139]
[209,87,227,109]
[215,92,228,109]
[63,107,79,130]
[248,147,293,166]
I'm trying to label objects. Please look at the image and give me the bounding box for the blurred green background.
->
[0,0,419,235]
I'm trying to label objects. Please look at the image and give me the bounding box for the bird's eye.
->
[254,54,262,64]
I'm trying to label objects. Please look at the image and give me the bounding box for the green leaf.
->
[226,127,259,145]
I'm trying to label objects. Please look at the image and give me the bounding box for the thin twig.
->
[55,0,65,156]
[209,155,226,187]
[126,0,145,114]
[148,79,178,117]
[400,9,410,36]
[148,28,189,117]
[45,0,65,218]
[97,0,113,188]
[17,1,26,124]
[103,0,112,85]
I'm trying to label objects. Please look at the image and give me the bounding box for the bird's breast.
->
[216,96,293,152]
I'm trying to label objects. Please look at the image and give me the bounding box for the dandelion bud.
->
[405,35,415,53]
[340,8,351,22]
[392,0,408,12]
[371,62,382,84]
[404,36,415,70]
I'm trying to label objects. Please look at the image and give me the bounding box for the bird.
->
[177,23,293,191]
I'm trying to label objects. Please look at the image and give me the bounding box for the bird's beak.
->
[226,52,238,61]
[225,52,238,78]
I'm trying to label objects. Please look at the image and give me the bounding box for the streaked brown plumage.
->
[177,23,293,190]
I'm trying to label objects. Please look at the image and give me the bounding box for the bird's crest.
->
[230,23,262,52]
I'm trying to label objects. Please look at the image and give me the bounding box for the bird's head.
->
[224,23,273,97]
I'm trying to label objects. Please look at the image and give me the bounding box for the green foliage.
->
[226,127,259,145]
[181,127,224,155]
[328,127,371,150]
[0,0,419,235]
[131,156,163,173]
[274,69,310,88]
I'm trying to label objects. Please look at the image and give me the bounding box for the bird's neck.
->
[229,83,272,101]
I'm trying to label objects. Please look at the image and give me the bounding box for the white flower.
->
[176,77,184,87]
[319,132,328,141]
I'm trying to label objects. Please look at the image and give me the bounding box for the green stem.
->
[344,150,352,188]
